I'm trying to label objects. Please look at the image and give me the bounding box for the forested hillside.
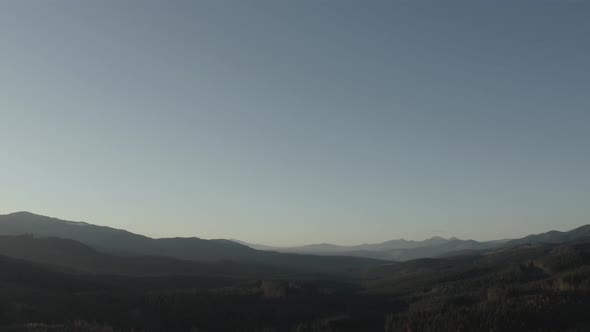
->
[0,238,588,331]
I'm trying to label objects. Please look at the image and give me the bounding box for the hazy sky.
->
[1,0,589,246]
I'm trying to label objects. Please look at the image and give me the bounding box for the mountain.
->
[0,211,588,331]
[3,212,587,267]
[0,234,285,278]
[238,225,590,261]
[0,212,383,274]
[0,212,256,260]
[504,224,590,247]
[375,224,589,261]
[264,236,452,254]
[1,235,588,332]
[240,236,509,261]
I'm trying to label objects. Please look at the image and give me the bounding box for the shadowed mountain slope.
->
[504,224,590,247]
[0,234,285,277]
[0,212,383,274]
[0,212,254,260]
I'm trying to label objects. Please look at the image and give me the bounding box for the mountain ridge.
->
[2,212,588,263]
[236,224,588,261]
[0,212,384,274]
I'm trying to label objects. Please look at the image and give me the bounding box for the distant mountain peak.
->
[6,211,92,226]
[9,211,45,217]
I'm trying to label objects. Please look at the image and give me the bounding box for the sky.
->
[1,0,589,246]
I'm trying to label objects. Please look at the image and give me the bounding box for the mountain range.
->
[240,237,510,261]
[266,225,590,261]
[236,226,590,261]
[0,212,590,269]
[0,212,382,275]
[1,211,589,265]
[0,211,589,331]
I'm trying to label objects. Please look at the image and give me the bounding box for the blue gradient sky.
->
[1,0,589,245]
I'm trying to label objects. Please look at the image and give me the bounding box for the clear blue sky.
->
[1,0,589,245]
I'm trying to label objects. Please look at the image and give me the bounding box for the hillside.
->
[0,236,588,331]
[0,212,256,260]
[0,212,383,275]
[504,224,590,247]
[0,235,285,278]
